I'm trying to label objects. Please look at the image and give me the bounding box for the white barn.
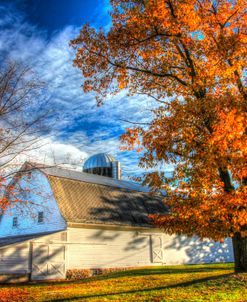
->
[0,154,234,281]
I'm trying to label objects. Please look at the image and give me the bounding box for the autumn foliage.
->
[71,0,247,270]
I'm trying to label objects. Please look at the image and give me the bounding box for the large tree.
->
[71,0,247,271]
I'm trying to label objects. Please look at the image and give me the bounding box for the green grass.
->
[0,263,246,302]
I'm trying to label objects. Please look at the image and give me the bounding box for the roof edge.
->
[22,161,153,193]
[67,222,163,232]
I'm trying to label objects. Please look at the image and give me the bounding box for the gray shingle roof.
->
[23,162,168,228]
[48,175,167,228]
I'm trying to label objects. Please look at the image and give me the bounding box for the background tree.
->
[71,0,247,271]
[0,60,48,211]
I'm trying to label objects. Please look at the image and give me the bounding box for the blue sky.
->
[0,0,173,178]
[13,0,111,34]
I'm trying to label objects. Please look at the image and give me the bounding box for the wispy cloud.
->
[0,2,171,179]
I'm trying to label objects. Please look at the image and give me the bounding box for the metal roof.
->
[83,153,116,170]
[24,162,150,193]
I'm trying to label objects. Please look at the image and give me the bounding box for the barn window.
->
[38,211,44,223]
[12,217,18,228]
[27,171,32,180]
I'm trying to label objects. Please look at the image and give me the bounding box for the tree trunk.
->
[232,233,247,272]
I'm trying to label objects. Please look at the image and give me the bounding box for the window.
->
[27,171,32,180]
[38,211,44,224]
[12,217,18,228]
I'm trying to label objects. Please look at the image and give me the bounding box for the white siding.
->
[32,231,68,243]
[162,234,234,265]
[0,231,67,275]
[67,227,152,268]
[67,227,234,269]
[0,242,30,274]
[0,170,66,238]
[0,227,234,278]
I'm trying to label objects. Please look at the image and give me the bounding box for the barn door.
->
[31,243,66,280]
[151,236,163,263]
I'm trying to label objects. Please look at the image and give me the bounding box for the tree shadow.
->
[0,242,29,278]
[87,190,233,265]
[11,263,232,288]
[163,235,234,265]
[43,272,233,302]
[0,231,67,283]
[88,188,167,228]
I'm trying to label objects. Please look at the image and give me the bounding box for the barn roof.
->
[22,162,168,228]
[47,175,167,228]
[0,231,63,248]
[38,164,151,193]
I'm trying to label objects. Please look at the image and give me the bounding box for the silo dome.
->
[83,153,116,170]
[83,153,121,179]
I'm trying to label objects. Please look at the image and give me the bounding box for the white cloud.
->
[0,2,169,180]
[23,137,88,169]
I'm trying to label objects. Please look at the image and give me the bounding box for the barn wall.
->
[0,227,234,279]
[0,170,66,238]
[0,231,67,276]
[162,234,234,265]
[45,227,233,267]
[67,227,234,269]
[67,227,153,268]
[0,242,30,274]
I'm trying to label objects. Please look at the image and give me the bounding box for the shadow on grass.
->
[40,263,233,286]
[0,264,234,289]
[88,264,233,279]
[67,266,233,286]
[44,273,233,302]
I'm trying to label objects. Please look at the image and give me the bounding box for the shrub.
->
[66,269,92,280]
[66,267,134,280]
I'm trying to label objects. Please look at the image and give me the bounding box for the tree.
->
[71,0,247,271]
[0,60,48,211]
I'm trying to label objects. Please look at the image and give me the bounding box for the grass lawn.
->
[0,263,246,302]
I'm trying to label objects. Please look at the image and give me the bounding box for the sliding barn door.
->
[31,243,66,280]
[151,236,163,263]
